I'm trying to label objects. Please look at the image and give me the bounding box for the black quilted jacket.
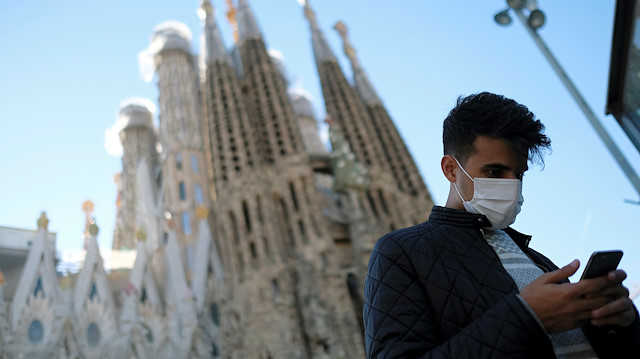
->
[364,206,640,358]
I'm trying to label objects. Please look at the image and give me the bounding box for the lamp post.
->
[494,1,640,201]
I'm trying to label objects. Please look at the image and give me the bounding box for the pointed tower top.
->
[82,201,95,248]
[237,0,262,43]
[290,92,315,119]
[89,219,99,236]
[334,21,381,105]
[151,21,193,55]
[73,226,117,324]
[12,217,61,328]
[199,0,212,14]
[37,211,49,231]
[191,215,224,312]
[302,0,337,64]
[118,98,156,132]
[165,229,197,330]
[198,0,231,65]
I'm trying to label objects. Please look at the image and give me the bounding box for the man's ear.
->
[441,155,457,182]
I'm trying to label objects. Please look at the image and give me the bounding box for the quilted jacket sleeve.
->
[363,231,554,359]
[583,304,640,358]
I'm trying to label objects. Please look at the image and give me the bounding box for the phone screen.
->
[580,250,623,280]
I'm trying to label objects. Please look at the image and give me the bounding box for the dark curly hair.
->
[443,92,551,165]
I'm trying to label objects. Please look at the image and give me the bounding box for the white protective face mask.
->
[452,157,524,230]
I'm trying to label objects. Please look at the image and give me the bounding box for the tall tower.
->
[301,2,385,173]
[113,99,159,250]
[149,21,212,252]
[302,1,432,233]
[199,0,260,189]
[236,0,305,165]
[199,1,306,357]
[199,1,365,357]
[334,21,433,222]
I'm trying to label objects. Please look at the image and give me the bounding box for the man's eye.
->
[487,169,502,177]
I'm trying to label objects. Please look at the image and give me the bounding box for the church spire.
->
[334,21,381,105]
[302,0,337,64]
[300,0,385,171]
[198,0,230,65]
[236,0,262,43]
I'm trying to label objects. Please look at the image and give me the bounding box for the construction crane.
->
[225,0,238,43]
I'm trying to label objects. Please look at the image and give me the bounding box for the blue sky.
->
[1,1,638,300]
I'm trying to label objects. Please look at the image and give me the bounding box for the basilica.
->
[0,0,432,357]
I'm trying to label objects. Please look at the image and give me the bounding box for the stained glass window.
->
[87,323,101,347]
[28,320,44,343]
[33,277,44,297]
[89,282,97,300]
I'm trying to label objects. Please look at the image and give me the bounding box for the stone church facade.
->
[0,0,432,358]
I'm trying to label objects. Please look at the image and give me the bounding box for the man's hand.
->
[585,269,636,327]
[519,259,627,333]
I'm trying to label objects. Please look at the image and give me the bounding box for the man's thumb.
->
[541,259,580,283]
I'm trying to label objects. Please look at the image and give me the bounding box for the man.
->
[363,92,640,358]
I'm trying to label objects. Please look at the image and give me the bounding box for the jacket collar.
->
[428,206,532,249]
[428,205,491,228]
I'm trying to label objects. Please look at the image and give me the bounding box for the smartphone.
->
[580,250,623,280]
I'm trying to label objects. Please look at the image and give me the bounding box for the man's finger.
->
[538,259,579,284]
[575,275,620,297]
[590,299,636,327]
[608,269,627,282]
[584,283,629,300]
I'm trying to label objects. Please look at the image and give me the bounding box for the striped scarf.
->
[482,229,598,359]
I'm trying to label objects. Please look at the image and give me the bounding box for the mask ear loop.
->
[452,157,474,203]
[453,182,467,202]
[453,157,474,182]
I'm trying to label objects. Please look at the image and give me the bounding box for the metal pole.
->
[513,8,640,199]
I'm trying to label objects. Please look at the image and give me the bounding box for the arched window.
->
[191,154,199,173]
[87,323,101,347]
[28,320,44,343]
[242,201,252,232]
[33,277,44,297]
[183,212,191,235]
[176,153,183,170]
[179,182,187,201]
[210,303,220,326]
[89,282,97,300]
[195,184,203,204]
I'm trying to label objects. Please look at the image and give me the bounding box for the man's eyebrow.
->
[482,163,528,173]
[481,163,511,170]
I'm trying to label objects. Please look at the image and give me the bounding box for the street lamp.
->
[494,10,512,26]
[493,1,640,201]
[527,9,545,29]
[506,0,526,10]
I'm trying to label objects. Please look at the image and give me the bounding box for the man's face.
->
[455,135,528,203]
